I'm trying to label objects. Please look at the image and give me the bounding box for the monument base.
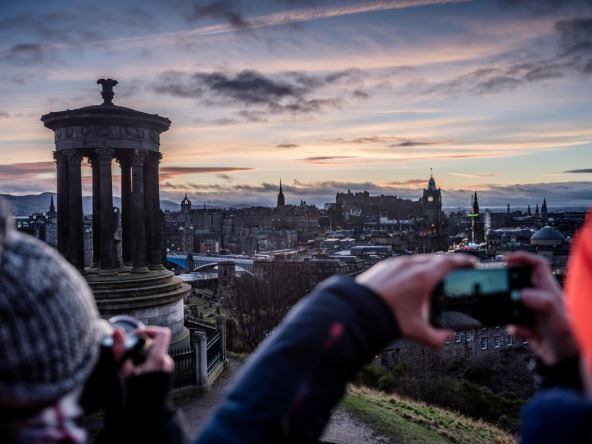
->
[86,269,190,351]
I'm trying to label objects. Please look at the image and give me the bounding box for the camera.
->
[430,264,534,330]
[81,316,152,413]
[100,315,152,366]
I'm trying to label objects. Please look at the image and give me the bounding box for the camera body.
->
[81,315,152,413]
[430,264,534,330]
[100,315,152,365]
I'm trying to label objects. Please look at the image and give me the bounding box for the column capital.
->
[62,150,83,164]
[96,148,114,164]
[131,149,148,168]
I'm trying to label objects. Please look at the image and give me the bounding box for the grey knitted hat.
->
[0,199,101,405]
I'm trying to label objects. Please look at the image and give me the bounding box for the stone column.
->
[118,155,132,266]
[64,150,84,270]
[53,151,69,257]
[145,151,164,269]
[96,148,116,274]
[89,155,101,268]
[131,150,148,273]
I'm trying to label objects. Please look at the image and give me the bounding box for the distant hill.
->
[0,192,180,216]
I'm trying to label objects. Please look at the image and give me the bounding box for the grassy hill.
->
[342,386,514,444]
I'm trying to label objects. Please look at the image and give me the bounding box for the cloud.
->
[216,173,234,182]
[449,172,498,178]
[0,112,9,119]
[159,166,254,180]
[499,0,588,15]
[1,43,47,65]
[415,15,592,97]
[153,68,360,119]
[332,136,401,144]
[564,168,592,173]
[556,17,592,56]
[276,143,300,148]
[329,135,447,147]
[303,156,356,164]
[0,161,55,180]
[0,7,156,46]
[102,0,469,49]
[383,179,427,186]
[189,1,250,29]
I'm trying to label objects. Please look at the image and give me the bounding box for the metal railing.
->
[207,332,223,375]
[170,316,227,390]
[171,347,196,389]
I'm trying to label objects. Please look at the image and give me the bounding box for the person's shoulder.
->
[521,388,592,444]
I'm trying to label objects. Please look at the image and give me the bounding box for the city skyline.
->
[1,0,591,208]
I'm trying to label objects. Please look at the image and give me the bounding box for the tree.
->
[228,262,310,351]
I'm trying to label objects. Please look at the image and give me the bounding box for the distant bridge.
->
[167,254,255,273]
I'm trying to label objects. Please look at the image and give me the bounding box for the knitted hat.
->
[0,198,101,406]
[565,210,592,374]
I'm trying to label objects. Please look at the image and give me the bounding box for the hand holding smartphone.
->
[430,264,534,330]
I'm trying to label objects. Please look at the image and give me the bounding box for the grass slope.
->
[342,386,514,444]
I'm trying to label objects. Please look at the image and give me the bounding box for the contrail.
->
[97,0,470,49]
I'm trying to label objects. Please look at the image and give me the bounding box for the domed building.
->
[530,226,564,247]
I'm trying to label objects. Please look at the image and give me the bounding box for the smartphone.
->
[430,265,534,330]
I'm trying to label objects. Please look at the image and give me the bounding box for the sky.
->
[0,0,591,209]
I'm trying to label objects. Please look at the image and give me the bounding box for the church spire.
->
[472,191,479,215]
[541,198,548,220]
[277,179,285,207]
[427,169,436,191]
[48,194,56,217]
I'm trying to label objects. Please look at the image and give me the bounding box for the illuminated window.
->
[494,336,501,348]
[481,337,488,350]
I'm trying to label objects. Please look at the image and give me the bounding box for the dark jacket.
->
[520,356,592,443]
[195,276,399,443]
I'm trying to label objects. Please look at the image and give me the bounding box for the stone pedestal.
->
[87,269,191,351]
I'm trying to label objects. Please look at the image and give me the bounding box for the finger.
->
[111,328,126,362]
[506,251,547,267]
[520,288,555,313]
[408,320,453,348]
[112,329,134,377]
[429,254,478,282]
[507,325,534,340]
[507,252,561,292]
[139,326,171,357]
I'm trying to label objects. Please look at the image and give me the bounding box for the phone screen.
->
[443,268,509,297]
[431,266,532,330]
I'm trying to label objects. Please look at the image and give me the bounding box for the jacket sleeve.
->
[194,275,399,444]
[96,372,191,444]
[533,355,583,392]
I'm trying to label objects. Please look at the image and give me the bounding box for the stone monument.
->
[41,79,190,349]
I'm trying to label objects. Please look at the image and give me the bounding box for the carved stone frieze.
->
[53,124,161,151]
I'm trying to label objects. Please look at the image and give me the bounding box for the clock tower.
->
[421,170,442,224]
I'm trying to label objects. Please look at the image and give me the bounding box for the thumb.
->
[416,326,454,348]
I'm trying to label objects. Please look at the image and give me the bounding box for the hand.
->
[506,252,578,365]
[355,254,477,347]
[112,326,175,377]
